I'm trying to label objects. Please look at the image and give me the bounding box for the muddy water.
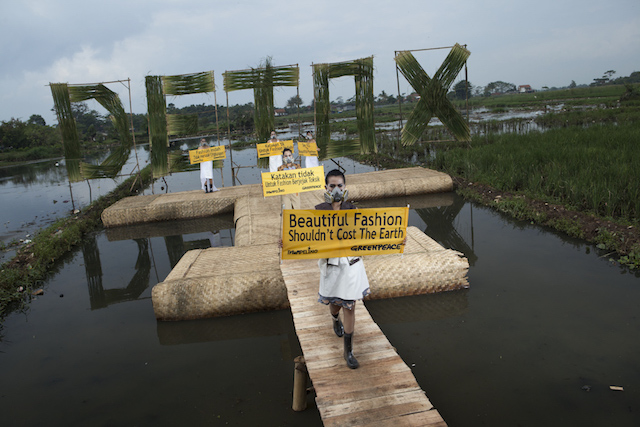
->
[1,146,639,426]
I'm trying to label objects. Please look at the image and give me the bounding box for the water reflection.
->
[83,236,151,310]
[416,197,478,266]
[367,289,469,324]
[156,309,298,346]
[0,159,67,186]
[359,193,478,265]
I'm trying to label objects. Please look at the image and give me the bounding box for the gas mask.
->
[284,155,293,164]
[306,134,313,140]
[324,186,348,204]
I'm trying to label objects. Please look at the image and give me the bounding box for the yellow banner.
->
[282,207,408,259]
[256,140,295,158]
[298,141,318,157]
[262,165,324,197]
[189,146,226,164]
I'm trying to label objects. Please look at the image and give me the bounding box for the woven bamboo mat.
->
[103,167,452,228]
[152,227,468,320]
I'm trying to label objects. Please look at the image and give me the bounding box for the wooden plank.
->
[281,258,447,426]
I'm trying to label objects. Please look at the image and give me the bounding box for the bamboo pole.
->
[126,78,144,193]
[214,88,223,187]
[311,63,316,134]
[292,356,307,411]
[225,90,236,186]
[395,52,404,130]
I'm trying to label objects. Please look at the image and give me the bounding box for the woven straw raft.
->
[145,167,469,321]
[102,167,453,227]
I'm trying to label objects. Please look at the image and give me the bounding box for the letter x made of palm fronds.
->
[395,43,471,145]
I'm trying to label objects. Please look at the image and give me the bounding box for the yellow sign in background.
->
[297,141,318,157]
[262,165,324,197]
[189,146,226,164]
[282,207,409,259]
[256,140,295,158]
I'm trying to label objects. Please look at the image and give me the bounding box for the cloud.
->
[2,0,639,123]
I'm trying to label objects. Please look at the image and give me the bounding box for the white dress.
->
[267,139,282,172]
[304,156,319,168]
[318,257,370,302]
[200,160,217,191]
[315,201,370,306]
[269,155,282,173]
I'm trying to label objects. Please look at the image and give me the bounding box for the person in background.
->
[303,131,320,169]
[267,131,282,173]
[199,139,218,193]
[278,148,301,209]
[315,169,369,369]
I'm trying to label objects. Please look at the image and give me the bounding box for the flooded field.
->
[1,139,639,426]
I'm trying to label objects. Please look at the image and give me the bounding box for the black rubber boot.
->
[204,186,209,193]
[343,332,359,369]
[332,313,344,337]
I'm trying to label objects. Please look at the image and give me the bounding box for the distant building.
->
[275,108,288,116]
[518,85,534,93]
[406,92,421,102]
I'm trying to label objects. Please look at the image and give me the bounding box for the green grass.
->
[431,123,640,222]
[455,84,630,109]
[535,105,640,127]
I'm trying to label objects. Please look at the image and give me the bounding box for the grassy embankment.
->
[0,166,154,318]
[356,89,640,269]
[434,124,640,268]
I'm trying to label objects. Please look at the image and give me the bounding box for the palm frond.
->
[162,71,215,95]
[50,83,82,182]
[223,58,299,142]
[166,114,199,136]
[395,45,470,145]
[168,151,223,173]
[146,75,169,178]
[433,43,470,91]
[254,57,275,142]
[354,56,376,154]
[313,56,376,157]
[313,63,331,158]
[68,84,134,179]
[324,138,362,159]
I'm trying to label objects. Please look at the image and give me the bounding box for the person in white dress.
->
[199,139,218,193]
[267,131,282,173]
[316,169,369,369]
[303,131,320,169]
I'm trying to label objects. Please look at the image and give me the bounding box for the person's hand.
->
[402,237,407,246]
[278,239,283,248]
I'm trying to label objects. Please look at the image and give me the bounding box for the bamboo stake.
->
[214,87,223,187]
[292,356,307,411]
[126,78,144,193]
[225,90,236,186]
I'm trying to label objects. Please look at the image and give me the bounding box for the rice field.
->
[431,123,640,222]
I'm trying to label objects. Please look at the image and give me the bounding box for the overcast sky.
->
[1,0,638,125]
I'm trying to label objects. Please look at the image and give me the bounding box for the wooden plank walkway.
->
[280,258,447,426]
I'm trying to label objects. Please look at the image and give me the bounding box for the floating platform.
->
[146,167,468,321]
[152,226,468,320]
[102,167,454,227]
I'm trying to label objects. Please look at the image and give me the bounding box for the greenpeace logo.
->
[350,244,401,252]
[287,247,319,255]
[301,185,321,191]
